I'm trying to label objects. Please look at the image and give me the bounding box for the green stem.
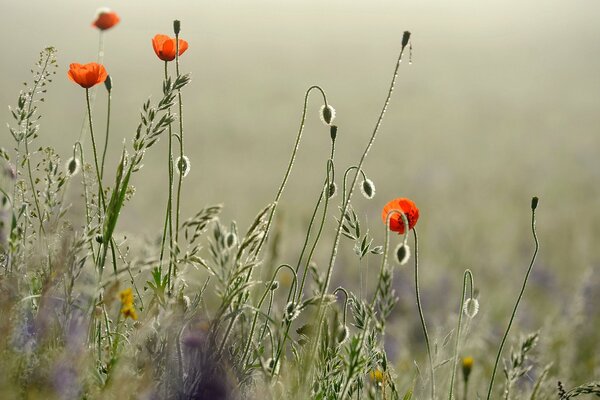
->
[85,88,106,211]
[449,269,474,400]
[158,61,175,291]
[486,201,539,400]
[101,89,111,179]
[413,228,435,400]
[174,30,185,260]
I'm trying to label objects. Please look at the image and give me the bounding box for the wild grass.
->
[1,14,599,400]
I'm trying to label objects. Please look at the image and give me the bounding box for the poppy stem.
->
[413,227,436,400]
[85,88,106,212]
[449,269,474,400]
[158,61,175,292]
[174,30,185,286]
[486,200,539,400]
[100,85,111,179]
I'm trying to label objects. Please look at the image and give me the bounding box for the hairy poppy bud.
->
[336,325,349,345]
[463,298,479,318]
[65,157,81,176]
[319,104,336,126]
[531,196,539,210]
[327,182,337,199]
[360,178,376,199]
[266,358,280,375]
[104,75,112,92]
[176,156,190,177]
[225,232,237,249]
[284,302,300,322]
[394,243,411,265]
[402,31,411,48]
[173,20,181,35]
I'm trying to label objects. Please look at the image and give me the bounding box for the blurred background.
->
[2,0,600,380]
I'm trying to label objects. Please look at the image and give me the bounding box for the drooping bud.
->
[65,157,81,176]
[462,298,479,318]
[104,74,112,92]
[319,104,336,126]
[327,182,337,199]
[360,178,376,199]
[176,155,191,177]
[270,280,279,291]
[284,301,300,322]
[394,242,411,266]
[336,325,349,345]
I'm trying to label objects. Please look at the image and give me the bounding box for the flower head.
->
[92,8,120,31]
[152,34,189,62]
[381,198,419,234]
[462,356,474,381]
[119,288,137,320]
[369,369,386,386]
[67,63,108,89]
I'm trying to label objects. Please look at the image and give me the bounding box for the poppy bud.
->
[462,298,479,318]
[104,75,112,92]
[176,155,191,177]
[394,242,411,265]
[336,325,349,345]
[284,301,300,322]
[531,196,539,210]
[319,104,336,126]
[266,358,280,375]
[360,178,376,199]
[65,156,81,176]
[327,182,337,199]
[330,125,338,141]
[402,31,411,48]
[225,232,237,249]
[173,20,181,35]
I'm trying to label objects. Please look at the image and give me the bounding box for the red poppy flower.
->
[381,198,419,234]
[152,34,189,62]
[92,8,120,31]
[67,63,108,89]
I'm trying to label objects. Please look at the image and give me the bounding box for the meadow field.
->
[1,1,599,399]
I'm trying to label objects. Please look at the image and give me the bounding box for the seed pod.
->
[327,182,337,199]
[104,75,113,92]
[330,125,338,141]
[173,20,181,35]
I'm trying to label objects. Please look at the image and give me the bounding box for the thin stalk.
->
[100,87,112,179]
[174,29,185,260]
[158,61,175,290]
[449,269,474,400]
[413,228,435,400]
[84,88,106,211]
[486,200,539,399]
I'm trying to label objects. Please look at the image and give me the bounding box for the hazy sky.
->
[2,0,600,233]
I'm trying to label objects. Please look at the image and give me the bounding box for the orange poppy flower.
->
[381,198,419,234]
[67,63,108,89]
[92,8,120,31]
[152,34,189,62]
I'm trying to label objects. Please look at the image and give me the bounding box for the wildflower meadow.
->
[1,3,599,400]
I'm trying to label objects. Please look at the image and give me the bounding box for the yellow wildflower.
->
[119,287,137,320]
[369,369,386,386]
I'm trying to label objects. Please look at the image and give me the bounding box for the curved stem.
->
[486,202,539,399]
[333,287,350,326]
[241,264,298,365]
[342,166,367,207]
[449,269,474,400]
